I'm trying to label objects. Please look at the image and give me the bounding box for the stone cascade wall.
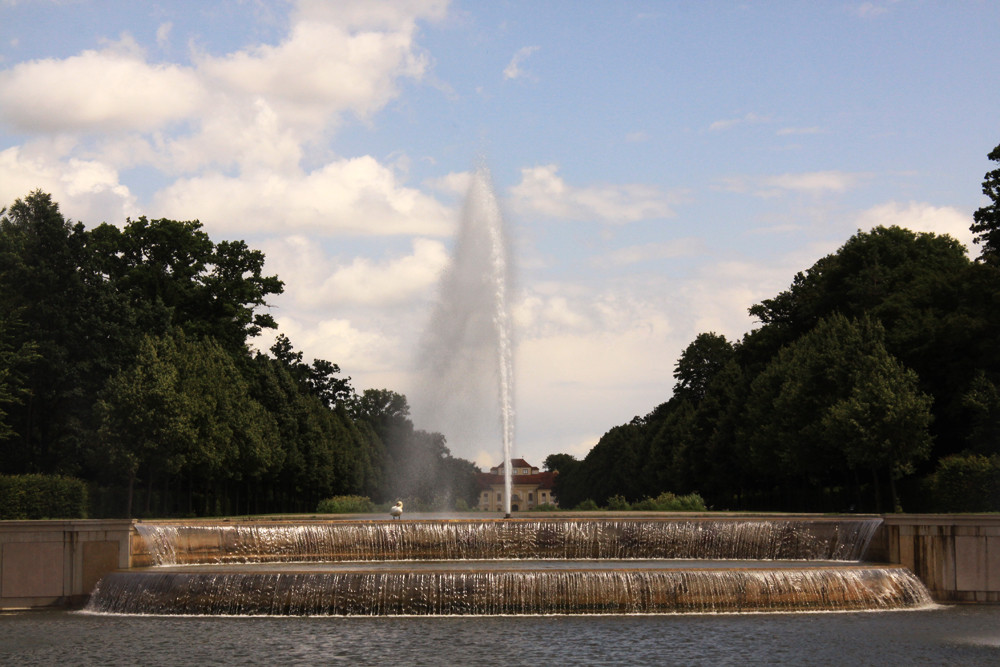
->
[0,520,132,609]
[870,515,1000,604]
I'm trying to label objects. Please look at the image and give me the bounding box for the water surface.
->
[3,606,999,666]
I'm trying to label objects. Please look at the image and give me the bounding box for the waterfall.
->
[132,518,881,566]
[87,517,937,616]
[87,566,932,616]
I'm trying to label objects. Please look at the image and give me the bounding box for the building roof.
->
[488,458,538,474]
[477,470,557,491]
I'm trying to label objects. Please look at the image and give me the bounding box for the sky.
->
[1,1,998,470]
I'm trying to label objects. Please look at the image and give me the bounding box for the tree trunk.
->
[870,468,882,513]
[889,472,900,513]
[126,470,135,518]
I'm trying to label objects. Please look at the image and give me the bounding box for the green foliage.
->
[316,495,375,514]
[971,143,1000,265]
[0,190,479,518]
[0,474,88,519]
[573,499,600,511]
[931,454,1000,512]
[673,332,734,403]
[605,494,631,510]
[529,503,560,512]
[631,492,707,512]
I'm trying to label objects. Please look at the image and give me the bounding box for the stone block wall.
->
[0,520,132,609]
[876,515,1000,603]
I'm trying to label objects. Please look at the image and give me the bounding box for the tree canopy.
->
[550,141,1000,513]
[0,190,479,517]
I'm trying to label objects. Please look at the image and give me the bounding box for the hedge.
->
[316,495,375,514]
[932,453,1000,512]
[0,474,89,519]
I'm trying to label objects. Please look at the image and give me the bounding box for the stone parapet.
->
[875,515,1000,604]
[0,519,132,610]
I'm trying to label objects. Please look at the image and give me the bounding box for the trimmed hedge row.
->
[932,454,1000,513]
[316,494,375,514]
[933,454,1000,512]
[0,474,89,519]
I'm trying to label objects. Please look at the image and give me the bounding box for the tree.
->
[672,333,734,403]
[742,314,933,511]
[94,335,194,517]
[0,191,113,473]
[971,142,1000,265]
[0,315,39,446]
[269,334,353,409]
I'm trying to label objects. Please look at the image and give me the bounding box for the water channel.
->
[3,605,999,665]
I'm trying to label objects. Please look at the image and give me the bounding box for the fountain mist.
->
[415,165,515,514]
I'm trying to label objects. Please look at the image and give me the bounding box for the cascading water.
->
[415,165,515,514]
[86,517,936,616]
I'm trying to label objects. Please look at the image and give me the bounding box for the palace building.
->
[477,459,558,512]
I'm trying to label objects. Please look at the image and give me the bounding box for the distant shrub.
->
[932,453,1000,512]
[0,474,89,519]
[316,495,375,514]
[529,503,560,512]
[454,498,470,512]
[631,491,707,512]
[573,498,601,511]
[605,494,631,511]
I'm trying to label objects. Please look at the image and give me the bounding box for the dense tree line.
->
[0,192,478,517]
[547,142,1000,513]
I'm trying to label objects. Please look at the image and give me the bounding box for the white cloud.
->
[156,22,173,49]
[195,6,433,129]
[152,155,454,237]
[316,238,449,306]
[0,35,204,133]
[719,170,866,197]
[503,45,539,80]
[0,0,449,190]
[0,145,138,223]
[853,201,974,252]
[425,170,472,197]
[598,239,703,267]
[708,112,770,132]
[509,164,678,223]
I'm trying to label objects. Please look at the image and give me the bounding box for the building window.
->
[528,493,534,501]
[497,493,502,501]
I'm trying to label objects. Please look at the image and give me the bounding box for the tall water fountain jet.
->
[415,165,515,514]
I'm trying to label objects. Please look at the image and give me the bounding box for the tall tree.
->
[672,333,734,403]
[971,142,1000,265]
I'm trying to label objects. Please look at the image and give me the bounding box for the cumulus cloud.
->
[152,155,454,237]
[509,164,678,223]
[0,0,450,221]
[853,200,974,252]
[0,145,138,223]
[0,34,203,133]
[195,3,436,130]
[503,45,540,80]
[315,238,449,306]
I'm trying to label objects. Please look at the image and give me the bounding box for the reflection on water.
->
[2,606,999,666]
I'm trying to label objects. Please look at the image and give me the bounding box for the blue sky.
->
[1,0,998,469]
